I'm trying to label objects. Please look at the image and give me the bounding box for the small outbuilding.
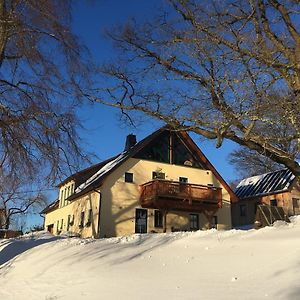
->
[232,169,300,227]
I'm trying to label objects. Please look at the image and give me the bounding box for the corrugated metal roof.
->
[235,169,295,199]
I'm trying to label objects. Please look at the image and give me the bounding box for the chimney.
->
[124,134,137,151]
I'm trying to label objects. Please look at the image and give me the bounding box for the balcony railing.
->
[140,180,222,213]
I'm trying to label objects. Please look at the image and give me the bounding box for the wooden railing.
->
[140,180,222,212]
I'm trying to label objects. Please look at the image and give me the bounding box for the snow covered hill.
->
[1,218,300,300]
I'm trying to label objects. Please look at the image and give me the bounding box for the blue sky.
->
[71,0,238,178]
[28,0,238,229]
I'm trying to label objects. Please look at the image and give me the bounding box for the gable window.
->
[134,131,170,163]
[179,177,188,183]
[86,209,92,227]
[189,214,199,231]
[152,171,165,180]
[240,204,246,217]
[125,172,134,183]
[173,134,204,169]
[270,199,277,207]
[154,210,163,228]
[79,211,85,228]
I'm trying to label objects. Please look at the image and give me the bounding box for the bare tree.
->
[0,172,47,229]
[229,147,282,178]
[0,0,92,184]
[89,0,300,175]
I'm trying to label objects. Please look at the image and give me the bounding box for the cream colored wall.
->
[44,190,100,238]
[99,158,232,238]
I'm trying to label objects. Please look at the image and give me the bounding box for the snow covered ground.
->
[1,218,300,300]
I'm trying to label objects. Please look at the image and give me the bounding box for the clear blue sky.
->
[28,0,238,229]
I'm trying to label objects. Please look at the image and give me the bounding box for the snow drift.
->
[1,217,300,300]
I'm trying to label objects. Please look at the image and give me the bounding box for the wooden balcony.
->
[140,180,222,213]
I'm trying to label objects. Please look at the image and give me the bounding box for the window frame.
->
[86,209,92,227]
[154,210,163,228]
[79,211,85,228]
[189,213,199,231]
[179,177,188,183]
[152,171,165,180]
[125,172,134,183]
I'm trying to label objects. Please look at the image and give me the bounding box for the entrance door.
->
[47,224,54,234]
[135,209,148,233]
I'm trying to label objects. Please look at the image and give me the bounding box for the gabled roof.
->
[40,199,59,214]
[59,127,237,203]
[58,156,119,188]
[235,169,295,199]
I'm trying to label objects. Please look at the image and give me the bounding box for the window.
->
[134,131,170,163]
[212,216,218,229]
[179,177,188,183]
[173,134,204,169]
[60,219,64,230]
[67,215,73,231]
[152,171,165,180]
[240,204,246,217]
[79,211,85,228]
[135,209,148,233]
[86,209,92,226]
[270,199,277,207]
[189,214,199,230]
[292,198,299,215]
[154,210,163,228]
[125,172,134,183]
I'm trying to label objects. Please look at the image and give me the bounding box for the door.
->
[47,224,54,234]
[135,208,148,233]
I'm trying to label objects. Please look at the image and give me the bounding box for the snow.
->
[75,151,128,193]
[1,218,300,299]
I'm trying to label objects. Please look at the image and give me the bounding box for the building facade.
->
[43,128,237,238]
[232,169,300,227]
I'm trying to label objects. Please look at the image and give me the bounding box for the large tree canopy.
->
[91,0,300,175]
[0,0,91,183]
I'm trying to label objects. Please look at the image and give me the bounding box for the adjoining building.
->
[232,169,300,227]
[42,127,237,238]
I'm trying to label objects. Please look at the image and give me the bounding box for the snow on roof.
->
[235,169,295,199]
[75,151,128,194]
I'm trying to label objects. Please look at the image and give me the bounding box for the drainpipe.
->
[94,190,102,238]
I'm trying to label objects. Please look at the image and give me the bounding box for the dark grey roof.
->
[235,169,296,199]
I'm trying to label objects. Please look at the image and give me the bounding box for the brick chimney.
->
[124,134,137,151]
